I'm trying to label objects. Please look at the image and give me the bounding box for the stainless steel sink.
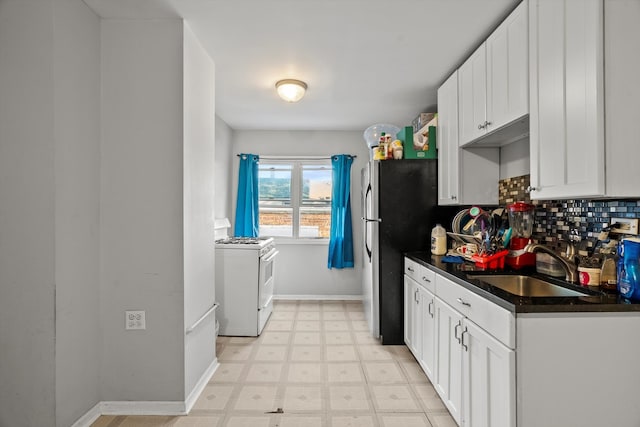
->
[466,275,589,297]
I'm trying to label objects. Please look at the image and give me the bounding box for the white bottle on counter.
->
[431,224,447,255]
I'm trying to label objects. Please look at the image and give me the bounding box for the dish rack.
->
[470,250,509,269]
[447,232,482,246]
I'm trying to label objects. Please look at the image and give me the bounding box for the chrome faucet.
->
[524,242,578,283]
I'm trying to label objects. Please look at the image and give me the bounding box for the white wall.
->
[53,0,101,425]
[0,2,56,425]
[100,19,184,401]
[183,23,217,399]
[232,130,369,298]
[215,116,234,219]
[500,137,530,179]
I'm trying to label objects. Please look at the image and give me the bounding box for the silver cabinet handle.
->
[456,298,471,307]
[461,326,469,351]
[428,300,434,318]
[526,185,538,193]
[478,123,485,130]
[414,289,419,304]
[454,321,462,344]
[485,120,492,127]
[407,267,414,272]
[451,195,457,200]
[422,276,431,283]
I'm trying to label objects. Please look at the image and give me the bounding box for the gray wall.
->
[0,2,57,425]
[183,23,217,398]
[0,1,103,425]
[215,116,234,220]
[100,19,184,401]
[53,0,102,425]
[232,130,369,298]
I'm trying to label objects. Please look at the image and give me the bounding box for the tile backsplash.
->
[498,174,640,253]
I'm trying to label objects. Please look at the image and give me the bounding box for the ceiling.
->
[84,0,520,131]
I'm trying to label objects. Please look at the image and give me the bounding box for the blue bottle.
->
[618,238,640,301]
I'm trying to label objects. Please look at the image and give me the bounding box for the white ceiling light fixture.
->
[275,79,307,103]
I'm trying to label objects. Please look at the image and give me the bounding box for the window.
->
[258,159,332,239]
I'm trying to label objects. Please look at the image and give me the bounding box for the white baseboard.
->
[70,402,102,427]
[274,294,362,301]
[101,400,187,416]
[70,359,220,426]
[185,357,219,413]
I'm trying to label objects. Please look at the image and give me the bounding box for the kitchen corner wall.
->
[499,174,640,252]
[231,130,370,298]
[101,19,185,402]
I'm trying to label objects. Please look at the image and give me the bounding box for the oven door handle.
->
[262,249,279,263]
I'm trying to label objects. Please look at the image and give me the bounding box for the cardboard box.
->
[412,112,436,133]
[396,124,437,159]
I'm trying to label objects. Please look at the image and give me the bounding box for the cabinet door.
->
[486,0,528,131]
[461,319,515,427]
[529,0,605,199]
[459,44,487,146]
[404,276,416,355]
[404,276,422,358]
[437,71,460,205]
[420,287,437,382]
[434,298,463,425]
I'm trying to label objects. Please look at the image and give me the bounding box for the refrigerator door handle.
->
[362,183,379,260]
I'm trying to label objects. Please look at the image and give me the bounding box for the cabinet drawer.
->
[405,258,436,293]
[435,274,515,348]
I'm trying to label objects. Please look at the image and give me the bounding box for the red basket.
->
[470,250,509,269]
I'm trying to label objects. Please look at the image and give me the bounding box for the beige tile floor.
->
[92,300,456,427]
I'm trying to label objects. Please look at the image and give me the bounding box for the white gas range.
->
[214,220,278,336]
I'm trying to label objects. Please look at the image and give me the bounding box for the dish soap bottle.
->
[431,224,447,255]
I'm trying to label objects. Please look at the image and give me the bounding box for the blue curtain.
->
[328,155,354,269]
[234,154,260,237]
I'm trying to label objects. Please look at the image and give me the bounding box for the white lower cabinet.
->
[405,257,516,427]
[404,276,421,357]
[404,260,435,381]
[462,318,515,427]
[434,297,464,425]
[434,296,515,427]
[420,285,437,381]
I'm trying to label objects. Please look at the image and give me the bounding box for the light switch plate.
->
[125,310,146,330]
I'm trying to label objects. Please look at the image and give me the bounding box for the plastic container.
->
[618,238,640,300]
[600,256,617,290]
[431,224,447,255]
[470,250,509,269]
[535,253,565,277]
[578,267,600,287]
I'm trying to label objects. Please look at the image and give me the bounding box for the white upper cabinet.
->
[486,1,529,134]
[529,0,640,199]
[458,44,488,146]
[437,71,500,206]
[437,71,460,205]
[459,0,529,147]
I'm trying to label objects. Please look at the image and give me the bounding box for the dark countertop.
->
[406,251,640,314]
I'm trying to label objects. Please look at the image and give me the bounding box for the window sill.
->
[271,238,330,246]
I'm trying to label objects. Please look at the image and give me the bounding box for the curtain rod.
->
[236,154,356,160]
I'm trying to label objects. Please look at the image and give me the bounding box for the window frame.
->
[258,158,332,242]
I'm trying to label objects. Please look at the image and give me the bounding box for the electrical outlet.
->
[125,310,146,330]
[610,218,639,235]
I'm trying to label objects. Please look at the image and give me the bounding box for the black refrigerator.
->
[361,159,457,345]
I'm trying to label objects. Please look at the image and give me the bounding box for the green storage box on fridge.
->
[396,123,437,159]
